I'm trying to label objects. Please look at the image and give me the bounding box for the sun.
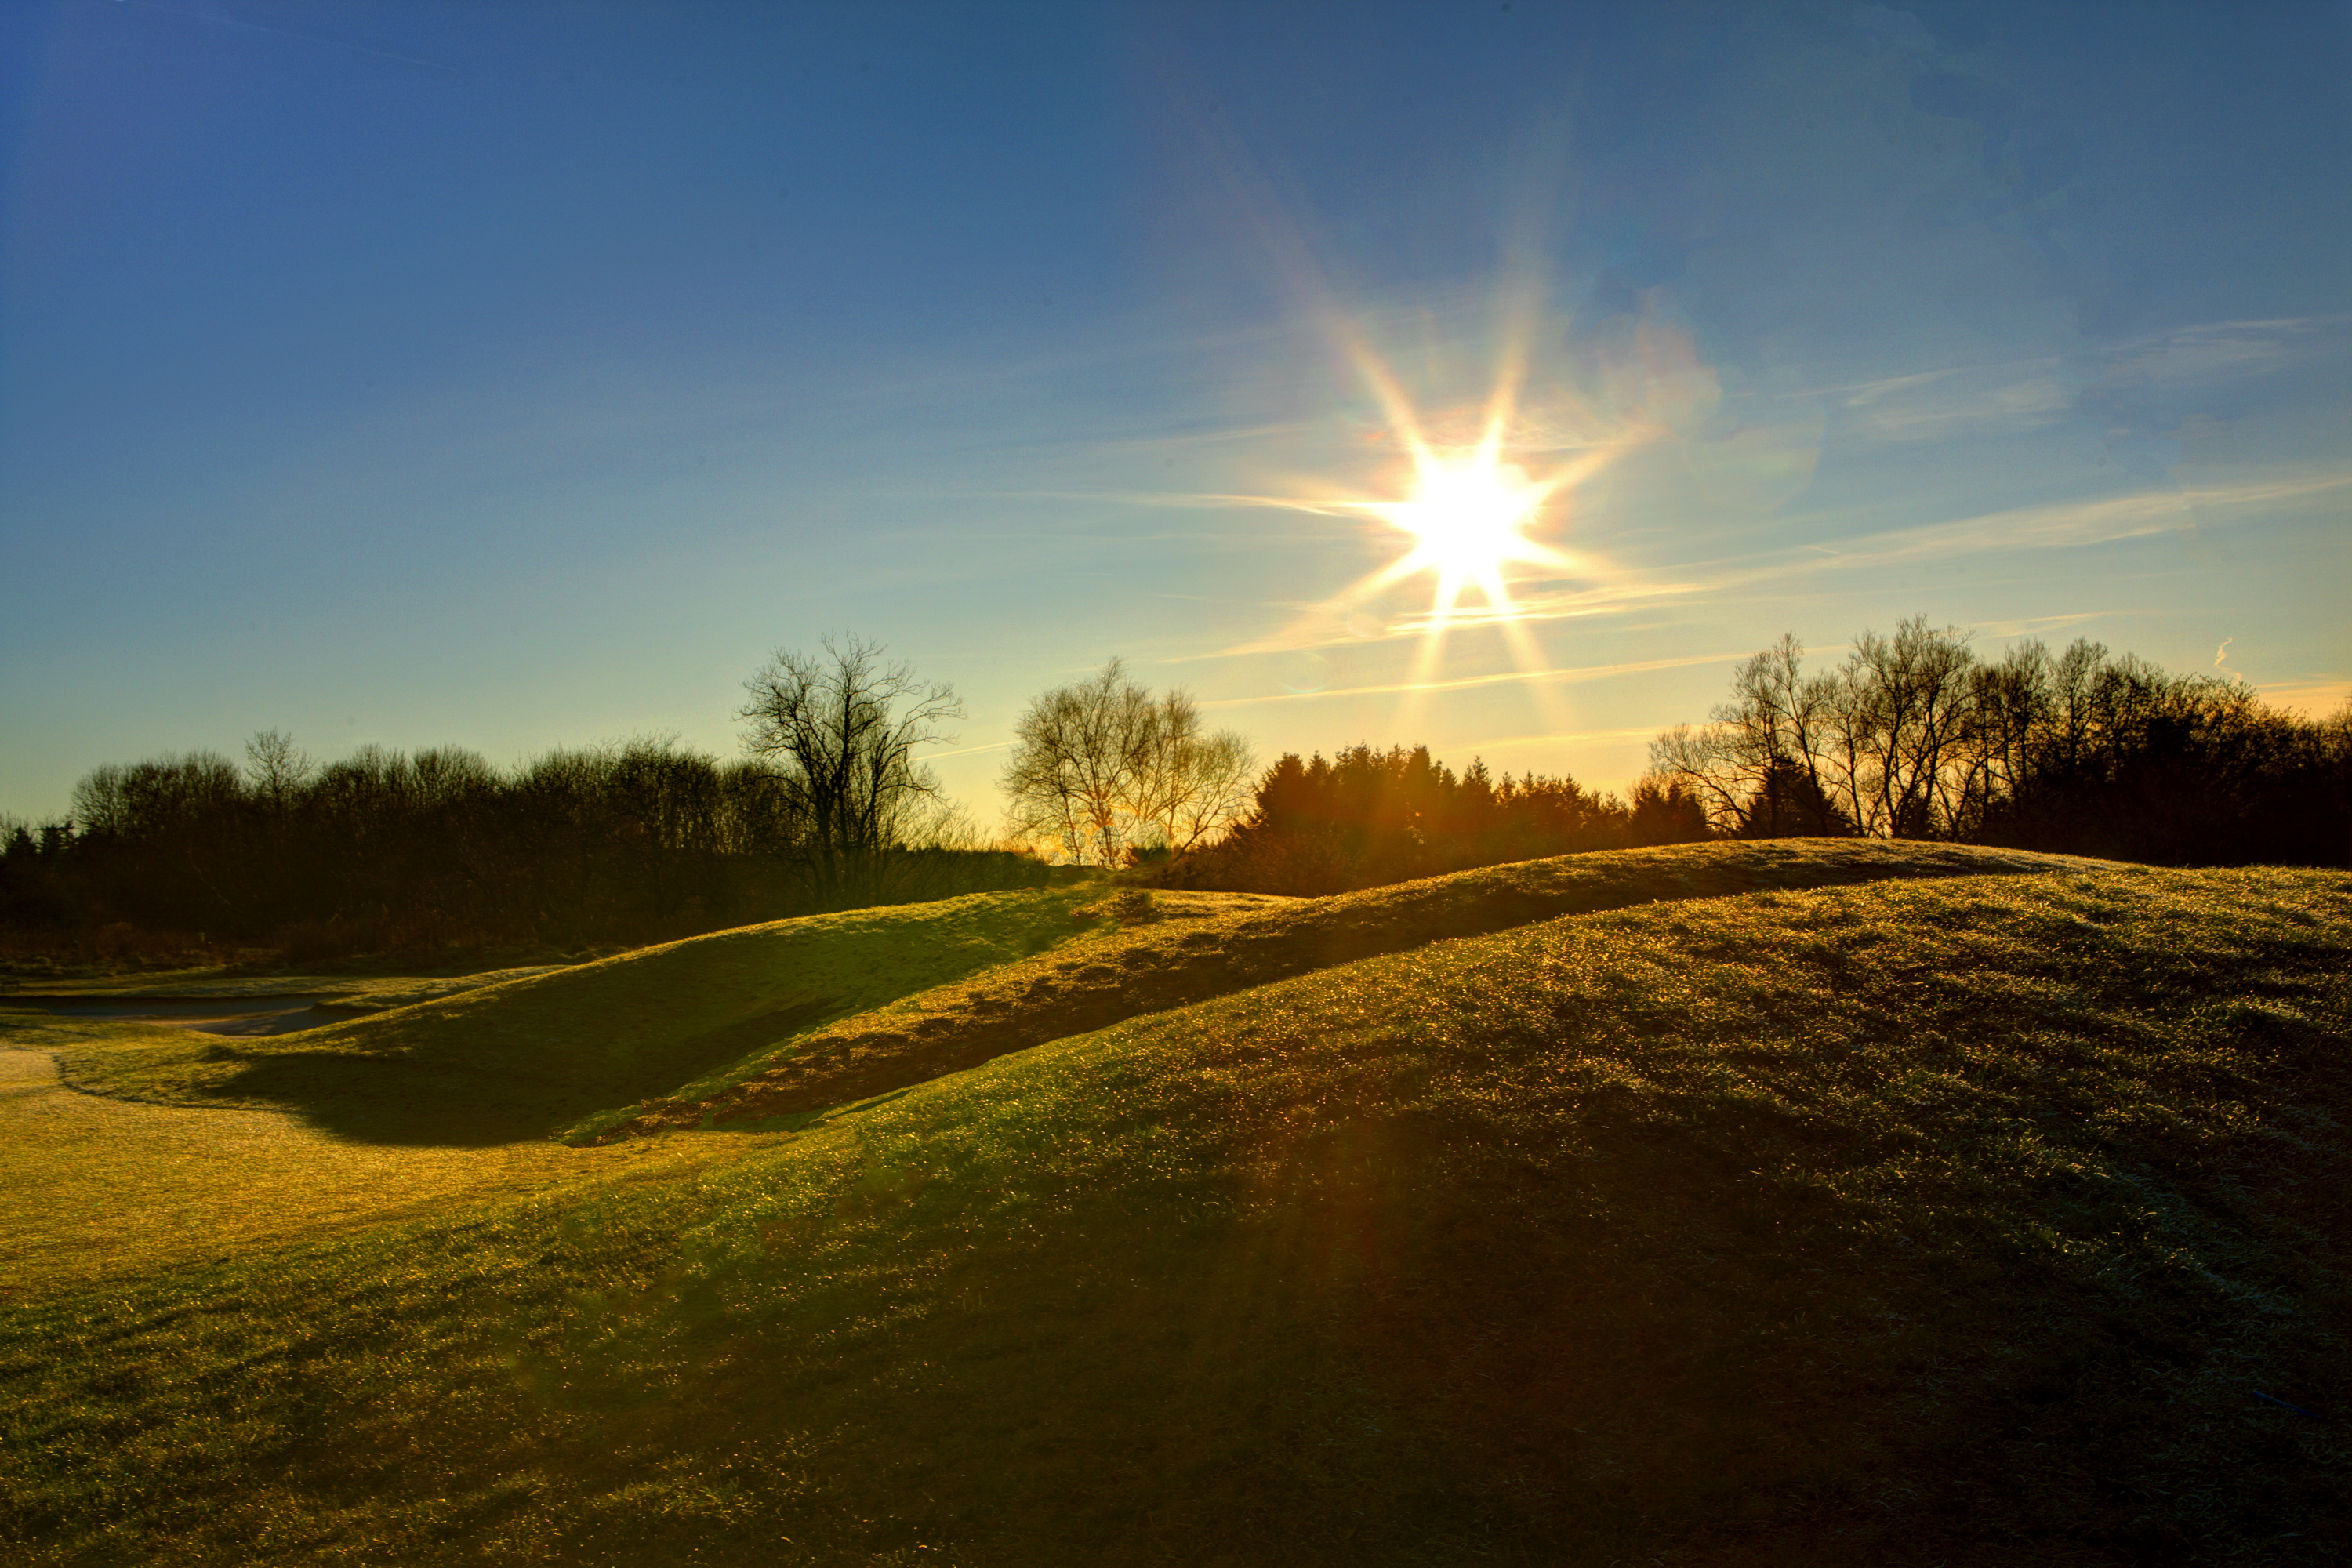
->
[1222,311,1640,710]
[1348,442,1581,626]
[1380,452,1549,584]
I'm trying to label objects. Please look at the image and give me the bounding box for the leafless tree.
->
[1124,690,1258,857]
[1653,618,1985,840]
[1838,616,1979,837]
[1651,633,1852,836]
[1001,658,1256,864]
[739,633,964,902]
[242,730,314,811]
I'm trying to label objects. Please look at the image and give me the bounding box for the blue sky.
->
[3,0,2347,824]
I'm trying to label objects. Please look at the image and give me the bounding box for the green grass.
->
[612,839,2106,1137]
[4,967,565,1004]
[27,884,1188,1145]
[2,849,2347,1563]
[34,840,2095,1149]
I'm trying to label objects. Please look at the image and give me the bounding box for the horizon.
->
[5,0,2347,826]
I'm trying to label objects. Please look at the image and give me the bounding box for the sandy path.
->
[0,1048,621,1292]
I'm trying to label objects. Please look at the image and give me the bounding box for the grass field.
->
[22,883,1238,1145]
[2,844,2346,1564]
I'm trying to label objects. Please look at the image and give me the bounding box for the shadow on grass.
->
[608,840,2103,1141]
[198,996,843,1146]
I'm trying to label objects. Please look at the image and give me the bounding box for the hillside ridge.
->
[601,839,2105,1138]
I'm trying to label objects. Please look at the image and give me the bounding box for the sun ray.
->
[1210,310,1659,714]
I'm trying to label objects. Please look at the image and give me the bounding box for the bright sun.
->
[1355,445,1573,618]
[1385,456,1545,582]
[1240,324,1635,702]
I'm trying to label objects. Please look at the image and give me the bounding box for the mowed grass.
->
[4,857,2346,1565]
[8,967,565,1005]
[30,884,1187,1145]
[0,1040,702,1293]
[614,840,2103,1137]
[35,840,2091,1150]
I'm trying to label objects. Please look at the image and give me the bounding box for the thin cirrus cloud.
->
[1014,310,2347,676]
[1167,461,2342,662]
[1814,315,2349,450]
[1196,651,1748,710]
[1475,466,2352,633]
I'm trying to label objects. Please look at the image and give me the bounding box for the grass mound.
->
[44,843,2076,1148]
[33,886,1153,1144]
[608,839,2100,1138]
[8,857,2343,1563]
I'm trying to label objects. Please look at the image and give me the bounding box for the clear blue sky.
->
[4,0,2347,825]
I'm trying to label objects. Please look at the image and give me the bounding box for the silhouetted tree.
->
[1154,743,1674,895]
[1653,618,2347,864]
[1001,658,1254,865]
[739,633,965,906]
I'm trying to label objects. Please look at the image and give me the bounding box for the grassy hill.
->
[30,883,1278,1145]
[38,840,2087,1147]
[2,845,2347,1564]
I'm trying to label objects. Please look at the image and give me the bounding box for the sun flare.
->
[1225,311,1643,714]
[1380,454,1548,583]
[1340,434,1591,641]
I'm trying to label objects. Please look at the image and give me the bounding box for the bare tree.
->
[1839,616,1979,837]
[1127,690,1258,857]
[739,633,964,902]
[1654,619,1986,840]
[1000,658,1155,866]
[1650,633,1852,837]
[1647,722,1750,836]
[1157,726,1258,856]
[1001,659,1256,864]
[243,729,314,812]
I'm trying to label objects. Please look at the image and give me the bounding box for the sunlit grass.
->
[615,839,2104,1138]
[24,884,1138,1145]
[2,855,2343,1563]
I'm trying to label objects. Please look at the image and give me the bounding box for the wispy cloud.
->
[1781,469,2351,572]
[1481,467,2352,633]
[1969,612,2109,640]
[2257,679,2352,717]
[1785,315,2349,452]
[1197,651,1743,710]
[1449,726,1666,752]
[1841,371,2069,445]
[913,740,1012,761]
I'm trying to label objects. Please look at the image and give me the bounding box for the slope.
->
[44,840,2099,1147]
[6,860,2343,1565]
[31,884,1260,1144]
[606,838,2099,1138]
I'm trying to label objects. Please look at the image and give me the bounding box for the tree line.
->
[1140,744,1710,895]
[0,636,1040,966]
[10,620,2341,971]
[1650,617,2351,866]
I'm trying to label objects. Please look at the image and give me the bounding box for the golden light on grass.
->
[7,853,2343,1563]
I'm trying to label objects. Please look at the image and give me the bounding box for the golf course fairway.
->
[2,843,2345,1565]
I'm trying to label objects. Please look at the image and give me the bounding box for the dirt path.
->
[0,1047,631,1293]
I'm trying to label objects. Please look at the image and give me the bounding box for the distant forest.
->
[5,621,2344,971]
[1649,619,2350,869]
[1148,747,1709,896]
[0,735,1042,971]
